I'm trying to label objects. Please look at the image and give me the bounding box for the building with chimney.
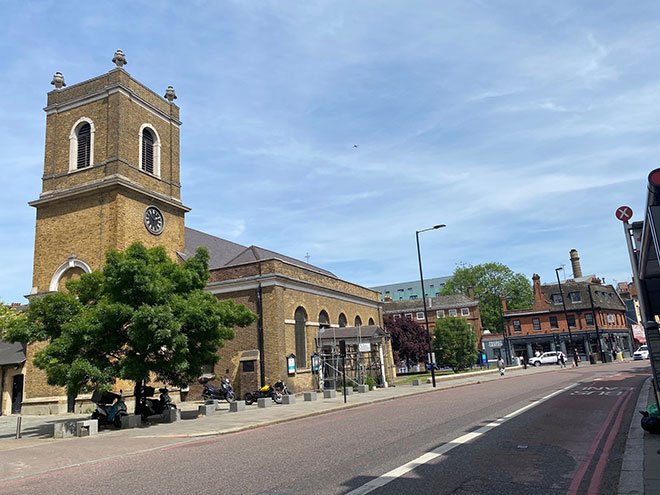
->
[481,250,633,364]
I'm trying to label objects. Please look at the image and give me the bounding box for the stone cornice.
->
[206,273,381,309]
[45,80,182,126]
[28,173,191,213]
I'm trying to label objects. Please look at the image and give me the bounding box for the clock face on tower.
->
[144,206,164,235]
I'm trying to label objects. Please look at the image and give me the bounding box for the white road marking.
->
[346,383,577,495]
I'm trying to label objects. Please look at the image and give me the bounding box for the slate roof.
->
[182,227,337,278]
[317,325,388,340]
[0,340,26,366]
[540,281,625,312]
[383,294,478,314]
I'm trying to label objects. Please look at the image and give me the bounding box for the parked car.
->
[634,345,650,360]
[528,351,562,367]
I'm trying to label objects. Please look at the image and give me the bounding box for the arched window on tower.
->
[76,123,91,169]
[294,307,308,366]
[68,117,94,172]
[142,128,155,174]
[338,313,347,328]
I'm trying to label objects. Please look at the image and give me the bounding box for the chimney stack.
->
[570,249,582,278]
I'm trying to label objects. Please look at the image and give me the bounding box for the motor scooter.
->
[199,376,235,402]
[244,383,282,405]
[90,390,128,428]
[138,386,177,419]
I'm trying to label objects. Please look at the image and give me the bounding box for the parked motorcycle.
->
[138,386,177,420]
[90,390,128,428]
[244,383,283,405]
[199,376,235,403]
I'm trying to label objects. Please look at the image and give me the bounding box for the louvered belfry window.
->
[142,128,154,174]
[76,123,91,169]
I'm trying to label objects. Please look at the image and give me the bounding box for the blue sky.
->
[1,1,658,303]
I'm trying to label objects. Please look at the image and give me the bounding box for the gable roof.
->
[182,227,336,278]
[383,294,478,314]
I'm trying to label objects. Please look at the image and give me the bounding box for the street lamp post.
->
[416,224,446,388]
[555,267,573,349]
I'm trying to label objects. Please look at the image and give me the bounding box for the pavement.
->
[0,361,657,490]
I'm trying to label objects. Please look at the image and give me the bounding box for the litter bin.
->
[589,353,596,365]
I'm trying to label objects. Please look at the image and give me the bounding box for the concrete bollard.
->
[229,400,246,412]
[304,392,317,402]
[323,390,337,399]
[53,421,78,438]
[76,419,98,437]
[205,399,219,408]
[161,408,180,423]
[281,394,296,405]
[357,384,369,393]
[344,388,353,395]
[198,403,215,416]
[121,414,142,429]
[257,397,272,408]
[412,379,422,386]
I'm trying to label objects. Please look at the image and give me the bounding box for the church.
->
[2,51,394,415]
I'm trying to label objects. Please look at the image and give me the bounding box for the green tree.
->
[432,317,477,372]
[440,262,533,333]
[2,242,257,411]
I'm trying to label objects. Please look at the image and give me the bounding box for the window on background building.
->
[436,310,444,318]
[449,309,458,317]
[410,295,418,299]
[585,313,594,326]
[533,318,541,331]
[398,288,404,292]
[368,317,375,325]
[435,292,440,296]
[552,294,563,305]
[569,291,582,303]
[404,313,413,320]
[550,316,558,329]
[609,293,615,302]
[461,308,469,316]
[393,314,401,320]
[385,290,390,294]
[567,315,576,328]
[513,320,521,332]
[607,314,615,324]
[416,312,424,320]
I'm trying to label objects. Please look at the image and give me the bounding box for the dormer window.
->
[68,117,95,172]
[139,124,161,176]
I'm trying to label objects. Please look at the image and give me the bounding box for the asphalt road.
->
[0,361,649,494]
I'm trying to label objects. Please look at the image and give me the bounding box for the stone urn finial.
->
[112,49,127,68]
[164,86,177,102]
[50,72,66,90]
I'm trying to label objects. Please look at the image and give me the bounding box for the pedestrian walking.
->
[559,352,566,368]
[573,348,579,368]
[612,348,617,362]
[498,356,505,376]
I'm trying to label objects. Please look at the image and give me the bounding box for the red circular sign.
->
[615,206,633,222]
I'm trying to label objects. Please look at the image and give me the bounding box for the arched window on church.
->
[368,317,375,326]
[76,123,91,169]
[338,313,347,327]
[319,310,330,329]
[354,315,362,327]
[142,128,155,174]
[68,117,94,172]
[295,307,308,366]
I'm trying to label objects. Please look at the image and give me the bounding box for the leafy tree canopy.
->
[440,262,533,333]
[383,315,429,368]
[432,317,477,372]
[2,243,257,400]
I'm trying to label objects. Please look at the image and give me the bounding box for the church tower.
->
[29,50,189,296]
